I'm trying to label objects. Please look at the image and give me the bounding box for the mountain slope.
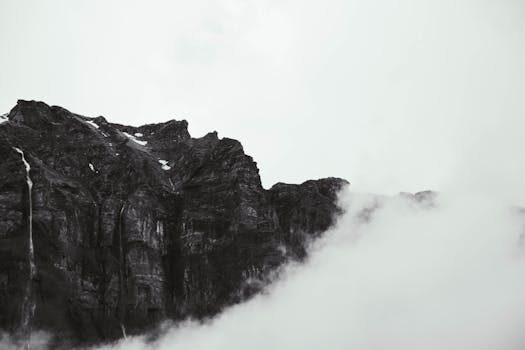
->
[0,100,347,348]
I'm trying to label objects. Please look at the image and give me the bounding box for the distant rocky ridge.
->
[0,100,348,348]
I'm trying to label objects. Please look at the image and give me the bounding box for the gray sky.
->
[3,3,525,349]
[1,0,525,194]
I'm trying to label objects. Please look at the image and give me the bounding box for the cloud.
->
[2,1,525,348]
[0,331,51,350]
[79,187,525,350]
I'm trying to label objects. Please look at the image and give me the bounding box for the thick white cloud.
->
[4,187,525,349]
[2,2,525,348]
[79,188,525,350]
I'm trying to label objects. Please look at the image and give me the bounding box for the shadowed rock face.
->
[0,100,348,348]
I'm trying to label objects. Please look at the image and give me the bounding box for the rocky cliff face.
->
[0,100,348,348]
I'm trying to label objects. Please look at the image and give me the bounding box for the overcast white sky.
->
[3,3,525,349]
[1,0,525,194]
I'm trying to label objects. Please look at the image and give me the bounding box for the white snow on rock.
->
[123,132,148,146]
[89,163,96,172]
[158,159,171,171]
[85,119,99,129]
[0,114,8,124]
[134,132,143,137]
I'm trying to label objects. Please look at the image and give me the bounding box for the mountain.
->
[0,100,348,348]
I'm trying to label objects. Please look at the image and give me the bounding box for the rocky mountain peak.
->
[0,100,348,348]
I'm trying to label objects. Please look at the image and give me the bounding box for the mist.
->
[3,187,525,349]
[2,0,525,348]
[74,188,525,350]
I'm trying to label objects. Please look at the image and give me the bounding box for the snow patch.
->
[123,132,148,146]
[134,132,143,137]
[85,119,99,129]
[89,163,96,172]
[158,159,171,171]
[0,114,8,124]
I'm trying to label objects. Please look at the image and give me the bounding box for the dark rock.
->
[0,100,348,348]
[268,178,348,258]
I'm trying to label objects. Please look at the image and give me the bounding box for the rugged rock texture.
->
[0,100,348,348]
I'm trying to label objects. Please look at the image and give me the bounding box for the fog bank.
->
[85,188,525,350]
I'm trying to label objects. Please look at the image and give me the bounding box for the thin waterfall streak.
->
[13,147,36,350]
[118,203,127,339]
[120,323,128,339]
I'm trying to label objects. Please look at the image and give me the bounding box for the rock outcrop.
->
[0,100,348,348]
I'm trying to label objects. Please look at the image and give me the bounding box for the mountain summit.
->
[0,100,347,348]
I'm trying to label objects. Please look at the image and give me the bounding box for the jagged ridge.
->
[0,100,348,348]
